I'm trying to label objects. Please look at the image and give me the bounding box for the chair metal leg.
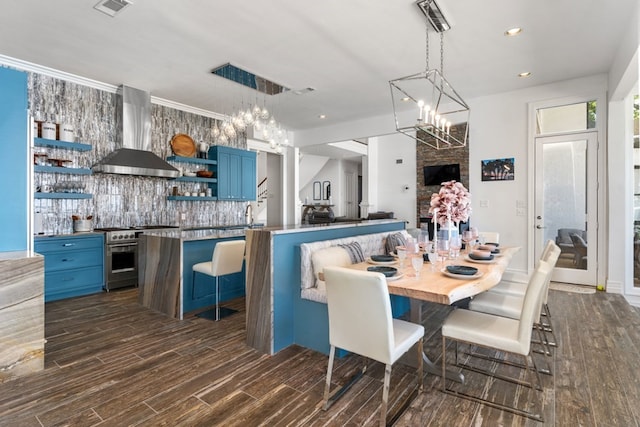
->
[215,275,220,321]
[417,337,424,392]
[323,346,336,410]
[380,364,391,427]
[441,339,544,422]
[322,349,367,412]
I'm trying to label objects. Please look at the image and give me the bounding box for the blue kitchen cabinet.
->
[0,67,28,252]
[35,234,105,302]
[208,145,256,201]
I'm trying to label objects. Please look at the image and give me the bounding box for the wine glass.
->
[417,231,429,252]
[436,239,450,267]
[462,230,474,253]
[449,235,462,259]
[411,256,423,279]
[470,227,479,247]
[427,250,438,272]
[396,246,407,269]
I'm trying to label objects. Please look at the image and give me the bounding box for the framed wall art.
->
[481,157,515,181]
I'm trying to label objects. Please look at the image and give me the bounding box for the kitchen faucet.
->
[245,203,254,227]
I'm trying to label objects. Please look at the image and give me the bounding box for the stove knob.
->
[117,235,123,239]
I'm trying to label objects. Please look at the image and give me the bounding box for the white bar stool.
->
[192,240,246,321]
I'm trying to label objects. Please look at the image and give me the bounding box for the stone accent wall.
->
[415,124,469,225]
[29,74,248,234]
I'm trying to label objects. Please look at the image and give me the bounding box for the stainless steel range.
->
[95,225,179,291]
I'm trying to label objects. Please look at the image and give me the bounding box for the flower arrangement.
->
[429,180,472,226]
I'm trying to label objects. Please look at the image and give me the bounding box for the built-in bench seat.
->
[300,230,411,303]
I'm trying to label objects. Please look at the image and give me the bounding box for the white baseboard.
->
[605,280,623,294]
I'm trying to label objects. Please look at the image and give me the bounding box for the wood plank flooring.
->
[1,286,640,426]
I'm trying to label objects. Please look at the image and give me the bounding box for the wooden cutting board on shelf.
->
[170,134,196,157]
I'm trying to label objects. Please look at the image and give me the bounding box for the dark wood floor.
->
[2,286,640,426]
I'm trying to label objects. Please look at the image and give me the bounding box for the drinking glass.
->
[396,246,407,269]
[449,235,462,259]
[427,250,438,271]
[411,256,423,279]
[417,231,429,252]
[462,230,474,253]
[436,239,450,267]
[470,227,479,247]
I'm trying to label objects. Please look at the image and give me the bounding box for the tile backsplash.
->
[29,74,248,235]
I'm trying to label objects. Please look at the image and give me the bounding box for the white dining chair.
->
[322,266,424,427]
[478,231,499,244]
[441,260,552,422]
[192,239,246,321]
[467,243,560,371]
[483,239,559,347]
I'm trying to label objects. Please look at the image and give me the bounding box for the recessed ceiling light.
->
[401,97,411,102]
[504,27,522,36]
[518,72,531,78]
[318,114,326,119]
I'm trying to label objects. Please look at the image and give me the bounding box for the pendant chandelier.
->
[389,0,469,149]
[210,63,291,154]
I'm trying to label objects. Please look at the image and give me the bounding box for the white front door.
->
[534,131,598,285]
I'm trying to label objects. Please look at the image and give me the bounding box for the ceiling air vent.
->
[94,0,132,17]
[416,0,451,32]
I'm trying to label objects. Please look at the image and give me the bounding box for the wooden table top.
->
[350,246,520,305]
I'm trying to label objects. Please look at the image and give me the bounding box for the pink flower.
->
[429,180,472,226]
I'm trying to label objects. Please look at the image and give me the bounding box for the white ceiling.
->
[0,0,635,135]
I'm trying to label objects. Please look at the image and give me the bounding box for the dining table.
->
[349,246,520,382]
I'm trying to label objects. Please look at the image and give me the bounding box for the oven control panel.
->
[106,231,137,243]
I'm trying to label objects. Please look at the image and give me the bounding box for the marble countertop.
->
[246,219,404,235]
[141,228,248,241]
[0,250,43,261]
[34,231,105,239]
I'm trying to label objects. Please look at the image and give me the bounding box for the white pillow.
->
[311,246,352,284]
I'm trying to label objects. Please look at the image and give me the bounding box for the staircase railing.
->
[257,177,268,203]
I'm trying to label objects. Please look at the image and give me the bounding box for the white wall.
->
[371,132,417,228]
[468,74,607,277]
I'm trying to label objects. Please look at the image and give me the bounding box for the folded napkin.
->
[446,265,478,276]
[469,250,494,260]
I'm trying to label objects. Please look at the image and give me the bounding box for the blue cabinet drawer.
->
[35,235,103,254]
[44,265,103,302]
[42,248,102,272]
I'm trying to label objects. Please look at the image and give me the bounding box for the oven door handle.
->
[108,243,138,249]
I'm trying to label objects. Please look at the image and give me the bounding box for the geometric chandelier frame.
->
[389,0,470,149]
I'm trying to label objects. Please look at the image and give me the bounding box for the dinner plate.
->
[367,257,398,266]
[464,255,497,264]
[386,273,405,281]
[370,254,396,262]
[441,268,484,280]
[367,266,398,277]
[446,265,478,276]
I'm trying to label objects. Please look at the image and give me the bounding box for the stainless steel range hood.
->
[92,85,179,178]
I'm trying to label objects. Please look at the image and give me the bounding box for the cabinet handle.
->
[62,258,74,262]
[62,243,76,247]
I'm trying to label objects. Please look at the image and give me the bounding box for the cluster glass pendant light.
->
[209,63,291,154]
[389,0,469,149]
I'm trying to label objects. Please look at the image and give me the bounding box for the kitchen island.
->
[138,228,248,319]
[244,219,405,355]
[0,251,44,380]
